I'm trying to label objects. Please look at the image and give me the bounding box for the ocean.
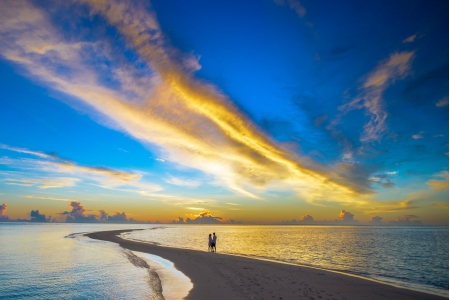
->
[0,223,448,299]
[0,223,191,299]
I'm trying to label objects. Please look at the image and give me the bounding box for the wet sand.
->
[86,229,446,300]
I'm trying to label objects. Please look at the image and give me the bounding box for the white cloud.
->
[0,144,161,195]
[412,131,425,139]
[5,177,79,189]
[25,195,76,201]
[164,176,201,188]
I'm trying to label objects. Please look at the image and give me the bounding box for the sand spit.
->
[86,229,446,300]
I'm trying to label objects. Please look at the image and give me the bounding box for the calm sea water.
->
[123,225,449,297]
[0,223,191,300]
[1,223,448,299]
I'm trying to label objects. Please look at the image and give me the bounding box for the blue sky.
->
[0,0,448,224]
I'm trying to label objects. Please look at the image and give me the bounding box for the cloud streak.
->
[340,51,415,142]
[0,145,160,194]
[0,0,367,204]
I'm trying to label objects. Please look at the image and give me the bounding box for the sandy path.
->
[86,229,446,300]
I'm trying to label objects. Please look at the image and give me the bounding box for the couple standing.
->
[208,232,217,252]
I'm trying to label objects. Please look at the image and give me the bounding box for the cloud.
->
[436,97,449,107]
[164,176,201,188]
[286,0,306,18]
[60,201,96,223]
[426,171,449,191]
[0,203,7,217]
[1,144,141,181]
[363,199,419,214]
[187,207,205,211]
[25,195,75,202]
[432,201,449,209]
[98,210,133,222]
[386,171,398,175]
[30,209,51,222]
[60,201,135,223]
[338,210,354,222]
[0,0,364,204]
[107,211,129,222]
[274,0,306,18]
[172,211,237,224]
[339,51,415,142]
[300,214,314,222]
[369,174,395,188]
[368,216,383,225]
[282,214,315,224]
[389,215,422,225]
[403,34,417,43]
[0,144,58,159]
[314,115,328,127]
[0,144,161,194]
[412,131,425,139]
[171,217,185,224]
[187,212,222,224]
[4,177,79,189]
[98,210,108,221]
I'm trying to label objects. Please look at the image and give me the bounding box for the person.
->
[211,232,217,252]
[208,234,212,252]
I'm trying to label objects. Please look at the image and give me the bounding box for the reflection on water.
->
[123,225,449,297]
[0,223,190,299]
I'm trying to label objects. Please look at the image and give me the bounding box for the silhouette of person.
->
[211,232,217,252]
[208,233,212,252]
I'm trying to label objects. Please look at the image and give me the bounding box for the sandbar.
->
[86,229,447,300]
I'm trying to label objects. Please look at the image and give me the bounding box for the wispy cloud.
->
[432,201,449,209]
[0,0,366,204]
[25,195,75,202]
[164,176,201,188]
[0,144,161,194]
[0,144,57,159]
[187,207,204,210]
[412,131,425,139]
[4,177,79,189]
[274,0,306,18]
[339,51,415,142]
[436,97,449,107]
[403,34,417,43]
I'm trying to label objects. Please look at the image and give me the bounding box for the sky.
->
[0,0,448,225]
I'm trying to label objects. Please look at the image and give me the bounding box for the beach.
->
[87,229,446,300]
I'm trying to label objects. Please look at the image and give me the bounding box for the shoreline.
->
[86,229,447,300]
[121,233,442,297]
